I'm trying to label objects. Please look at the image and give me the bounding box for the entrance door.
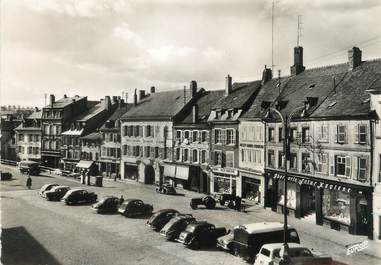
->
[144,165,155,185]
[357,197,369,235]
[300,185,316,217]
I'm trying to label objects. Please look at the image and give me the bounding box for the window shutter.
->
[150,147,155,158]
[189,149,193,162]
[206,131,210,143]
[150,126,154,137]
[190,131,193,143]
[221,129,226,145]
[139,126,143,137]
[345,156,351,177]
[232,129,236,145]
[353,157,358,180]
[329,154,335,176]
[355,124,359,144]
[211,151,215,165]
[139,146,143,157]
[159,148,163,159]
[344,126,348,144]
[211,129,215,144]
[365,158,369,181]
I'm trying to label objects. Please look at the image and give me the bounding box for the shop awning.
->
[164,164,176,178]
[176,165,189,180]
[76,160,94,169]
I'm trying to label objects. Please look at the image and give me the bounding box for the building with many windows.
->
[15,110,42,162]
[208,75,261,195]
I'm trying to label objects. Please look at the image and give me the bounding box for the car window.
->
[273,249,280,258]
[260,248,271,257]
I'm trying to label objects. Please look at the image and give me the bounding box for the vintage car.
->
[214,193,237,207]
[118,199,153,218]
[231,222,300,263]
[190,195,216,210]
[147,209,179,231]
[156,183,177,195]
[254,243,333,265]
[61,188,97,205]
[45,186,70,201]
[18,161,40,175]
[0,171,12,181]
[177,221,228,250]
[160,214,196,241]
[39,183,59,197]
[217,225,239,252]
[92,196,122,214]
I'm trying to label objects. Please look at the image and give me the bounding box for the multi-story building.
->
[120,86,199,184]
[80,132,102,171]
[61,96,117,172]
[15,110,42,162]
[99,101,131,177]
[171,81,224,193]
[261,46,379,238]
[41,95,89,168]
[208,75,261,195]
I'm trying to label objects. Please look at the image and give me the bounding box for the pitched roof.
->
[27,110,43,120]
[212,81,262,110]
[105,103,132,121]
[81,132,102,141]
[44,95,86,109]
[121,90,193,121]
[75,101,103,122]
[176,90,225,124]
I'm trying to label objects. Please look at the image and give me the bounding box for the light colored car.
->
[217,225,238,252]
[254,243,332,265]
[39,183,59,197]
[53,169,63,175]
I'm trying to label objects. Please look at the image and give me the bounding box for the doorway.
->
[144,165,155,185]
[357,197,369,235]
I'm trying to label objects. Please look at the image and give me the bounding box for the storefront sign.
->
[270,172,351,193]
[212,167,238,176]
[346,241,368,255]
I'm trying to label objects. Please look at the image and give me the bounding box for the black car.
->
[190,196,216,209]
[147,209,180,231]
[61,189,97,205]
[177,221,228,250]
[118,199,153,218]
[214,193,237,207]
[156,183,177,195]
[45,186,70,201]
[0,171,12,181]
[160,214,196,241]
[92,196,122,214]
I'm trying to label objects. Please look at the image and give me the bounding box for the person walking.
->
[120,195,124,204]
[235,196,242,211]
[26,175,32,190]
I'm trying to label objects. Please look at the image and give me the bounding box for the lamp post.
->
[265,106,305,263]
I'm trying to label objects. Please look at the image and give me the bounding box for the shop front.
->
[265,169,373,238]
[211,167,238,195]
[240,171,264,206]
[123,162,138,180]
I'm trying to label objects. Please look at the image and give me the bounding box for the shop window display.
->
[322,190,350,225]
[214,176,235,194]
[277,181,296,209]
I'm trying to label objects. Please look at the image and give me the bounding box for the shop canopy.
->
[164,164,176,178]
[164,164,189,180]
[76,160,94,169]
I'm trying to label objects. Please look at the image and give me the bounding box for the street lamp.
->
[264,105,305,263]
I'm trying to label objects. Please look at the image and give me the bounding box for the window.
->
[302,153,311,173]
[322,190,350,225]
[201,131,208,142]
[268,127,275,142]
[176,130,181,140]
[278,151,284,169]
[155,147,159,158]
[215,151,223,166]
[145,146,151,158]
[267,150,275,168]
[192,131,198,143]
[192,149,198,163]
[289,128,297,143]
[302,127,310,143]
[201,150,207,164]
[241,149,245,162]
[176,148,180,161]
[226,152,234,167]
[183,149,189,161]
[358,157,368,182]
[357,125,367,144]
[317,153,328,174]
[290,153,297,171]
[337,125,346,143]
[226,129,235,145]
[278,127,283,142]
[184,131,190,140]
[336,155,351,177]
[18,134,24,142]
[215,129,222,144]
[146,125,151,137]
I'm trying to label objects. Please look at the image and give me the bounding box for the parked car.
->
[254,243,333,265]
[156,183,177,195]
[68,172,81,179]
[19,161,40,175]
[217,225,239,252]
[190,195,216,209]
[231,222,300,263]
[39,183,59,197]
[53,168,63,175]
[92,196,122,214]
[45,186,70,201]
[160,214,196,241]
[177,221,228,250]
[118,199,153,218]
[214,193,237,207]
[147,209,179,231]
[0,171,12,181]
[61,189,97,205]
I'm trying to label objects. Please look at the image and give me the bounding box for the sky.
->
[1,0,381,107]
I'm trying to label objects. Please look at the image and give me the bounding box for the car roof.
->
[156,209,178,213]
[53,185,69,189]
[261,243,303,250]
[187,221,211,228]
[67,188,86,194]
[123,199,141,203]
[239,222,293,234]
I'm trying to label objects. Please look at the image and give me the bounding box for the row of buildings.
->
[7,46,381,242]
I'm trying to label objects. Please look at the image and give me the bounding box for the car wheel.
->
[233,245,239,256]
[163,189,167,194]
[206,200,216,209]
[190,239,200,250]
[190,203,197,210]
[45,197,50,201]
[220,200,225,206]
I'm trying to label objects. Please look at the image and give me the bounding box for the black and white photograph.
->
[1,0,381,264]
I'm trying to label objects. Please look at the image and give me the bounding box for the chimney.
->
[225,74,232,96]
[261,65,273,85]
[104,96,111,111]
[112,96,118,103]
[49,94,55,106]
[150,86,156,93]
[63,94,67,98]
[139,90,146,101]
[348,47,362,70]
[290,46,305,75]
[34,107,39,112]
[192,105,198,123]
[190,80,197,98]
[134,89,138,106]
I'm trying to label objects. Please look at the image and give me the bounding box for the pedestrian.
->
[235,196,242,211]
[26,176,32,190]
[114,173,117,182]
[120,195,124,204]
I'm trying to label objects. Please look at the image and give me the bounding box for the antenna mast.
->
[297,15,302,46]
